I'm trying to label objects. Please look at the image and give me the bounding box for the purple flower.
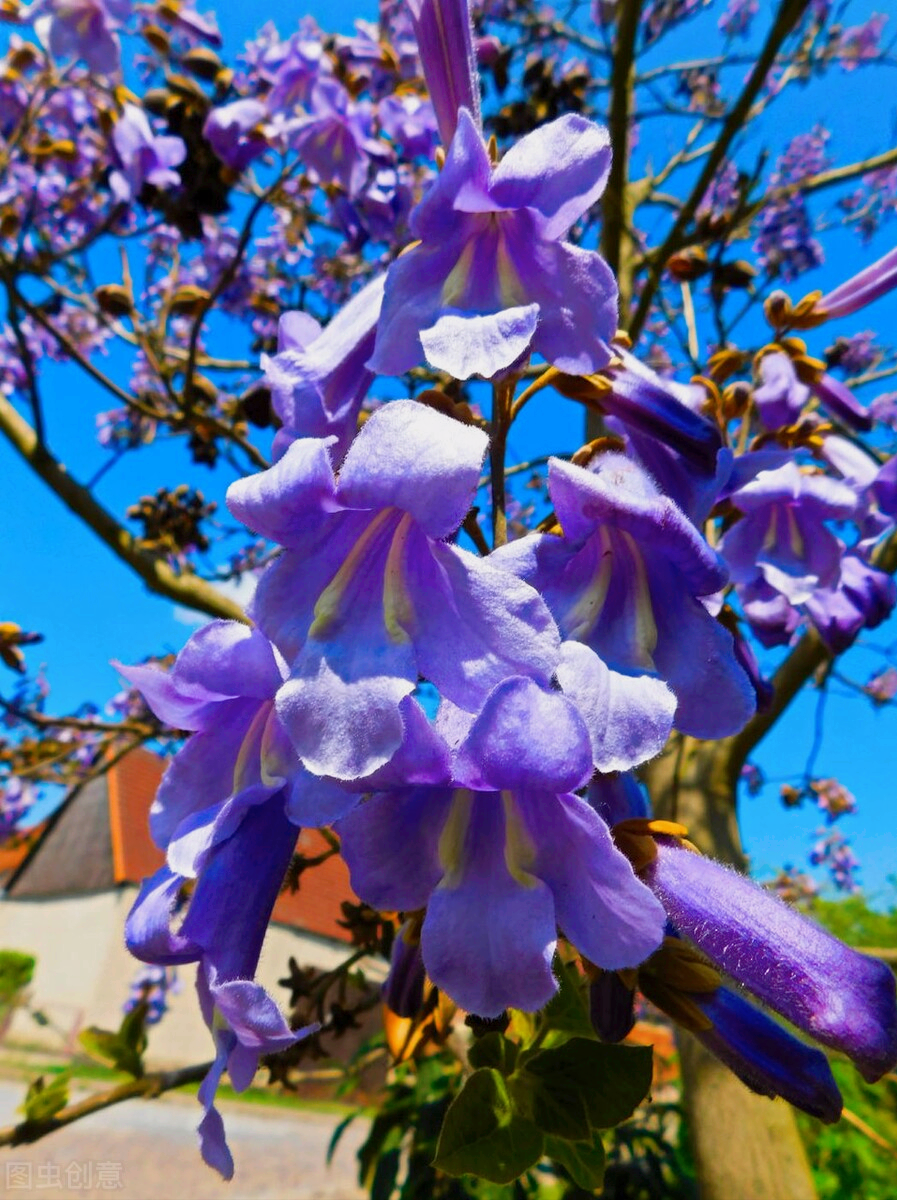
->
[266,28,328,113]
[589,970,636,1042]
[828,331,879,376]
[407,0,480,148]
[378,92,439,159]
[119,621,368,1175]
[718,0,758,38]
[34,0,130,76]
[383,922,427,1017]
[644,838,897,1082]
[263,274,385,463]
[721,462,857,605]
[369,109,617,380]
[227,401,560,779]
[495,453,755,739]
[813,372,872,432]
[865,665,897,704]
[835,14,888,70]
[203,99,268,171]
[754,195,823,281]
[602,350,731,523]
[109,105,186,204]
[337,677,666,1017]
[285,78,376,196]
[806,551,897,652]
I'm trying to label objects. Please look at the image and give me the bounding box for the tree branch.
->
[0,395,247,623]
[0,1062,212,1147]
[601,0,645,311]
[628,0,812,343]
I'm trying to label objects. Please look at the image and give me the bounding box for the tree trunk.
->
[642,736,818,1200]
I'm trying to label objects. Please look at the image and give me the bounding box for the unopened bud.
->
[95,284,133,318]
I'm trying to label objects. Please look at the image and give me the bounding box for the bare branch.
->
[628,0,812,343]
[0,1062,212,1148]
[0,395,247,623]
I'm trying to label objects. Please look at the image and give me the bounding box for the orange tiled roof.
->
[12,748,357,942]
[0,823,47,885]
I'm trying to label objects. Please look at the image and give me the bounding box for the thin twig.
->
[0,1062,213,1147]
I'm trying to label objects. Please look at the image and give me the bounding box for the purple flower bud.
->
[818,246,897,319]
[693,987,843,1123]
[383,923,427,1018]
[407,0,481,146]
[589,970,636,1042]
[644,839,897,1082]
[204,99,268,171]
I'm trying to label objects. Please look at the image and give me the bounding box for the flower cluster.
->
[115,0,897,1180]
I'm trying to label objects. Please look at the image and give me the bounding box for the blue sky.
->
[3,0,897,899]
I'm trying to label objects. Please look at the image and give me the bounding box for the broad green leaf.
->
[514,1056,592,1141]
[19,1072,70,1123]
[523,1038,653,1129]
[433,1067,544,1184]
[467,1032,519,1075]
[545,1131,606,1191]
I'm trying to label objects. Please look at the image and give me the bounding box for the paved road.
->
[0,1080,368,1200]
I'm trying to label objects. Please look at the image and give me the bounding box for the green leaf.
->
[523,1038,653,1130]
[467,1032,519,1075]
[545,1131,606,1191]
[433,1068,544,1184]
[514,1057,592,1141]
[19,1072,70,1123]
[539,957,596,1040]
[118,1000,149,1059]
[78,1026,144,1078]
[0,950,35,1005]
[326,1112,358,1165]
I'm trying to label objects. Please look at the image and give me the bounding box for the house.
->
[0,749,376,1067]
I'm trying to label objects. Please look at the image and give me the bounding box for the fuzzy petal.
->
[410,541,561,710]
[522,793,665,969]
[337,787,452,912]
[556,642,676,772]
[226,437,340,546]
[422,793,558,1016]
[647,840,897,1082]
[453,677,592,793]
[420,303,540,379]
[336,400,487,539]
[491,114,611,239]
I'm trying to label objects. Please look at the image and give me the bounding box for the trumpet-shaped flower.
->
[369,109,617,380]
[262,274,385,462]
[118,622,362,1177]
[337,677,667,1017]
[495,454,755,738]
[644,837,897,1082]
[720,461,857,604]
[227,401,560,780]
[109,106,186,204]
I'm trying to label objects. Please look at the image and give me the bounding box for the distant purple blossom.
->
[32,0,130,76]
[109,106,186,204]
[834,13,887,70]
[810,777,857,823]
[810,828,861,892]
[754,195,824,280]
[718,0,758,39]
